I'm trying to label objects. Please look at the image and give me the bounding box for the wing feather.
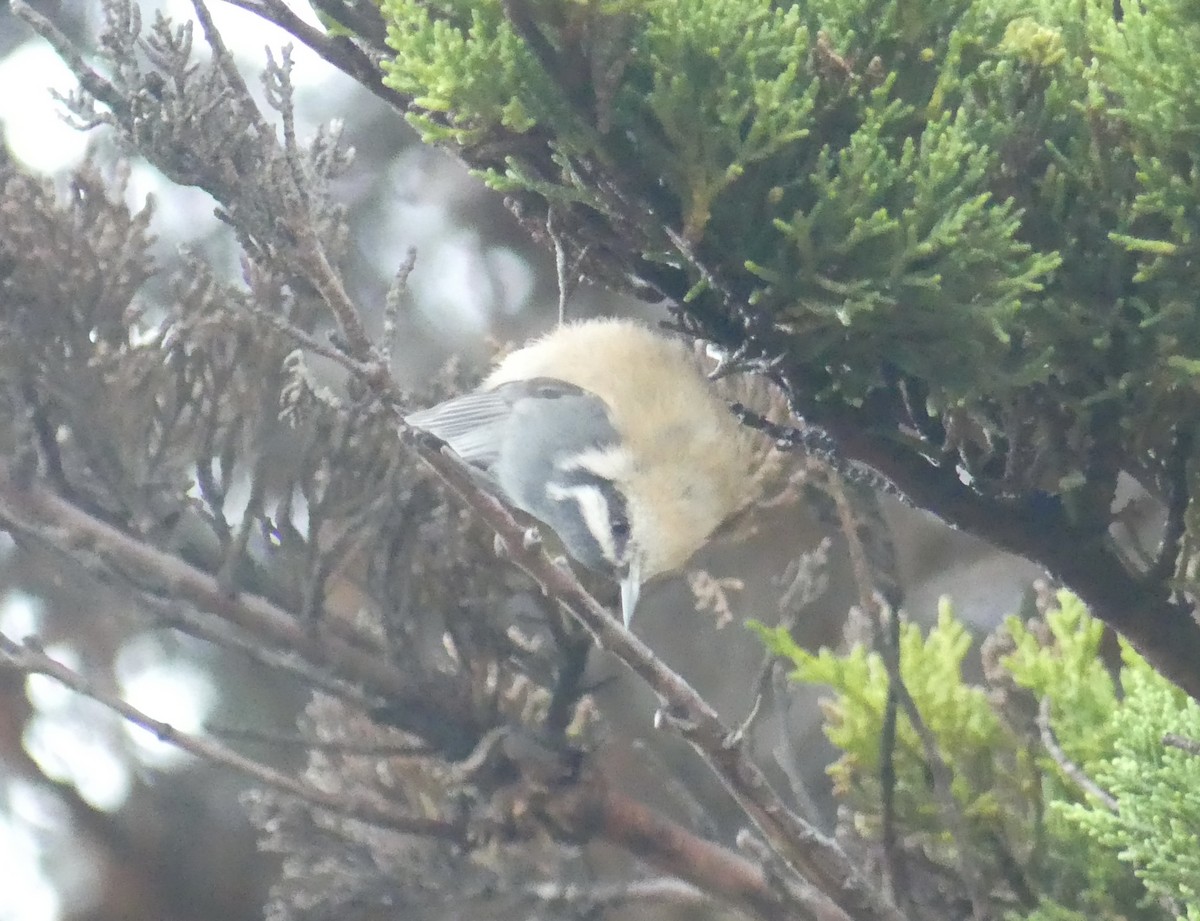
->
[405,389,514,467]
[405,378,590,468]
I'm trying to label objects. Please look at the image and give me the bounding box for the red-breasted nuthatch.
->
[406,318,759,626]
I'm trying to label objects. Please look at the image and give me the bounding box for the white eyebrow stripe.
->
[555,446,632,481]
[546,481,619,562]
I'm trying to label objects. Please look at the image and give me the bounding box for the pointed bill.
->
[620,556,642,629]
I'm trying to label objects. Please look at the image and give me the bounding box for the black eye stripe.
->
[551,468,632,557]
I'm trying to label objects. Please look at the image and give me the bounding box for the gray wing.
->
[405,378,605,470]
[406,387,516,468]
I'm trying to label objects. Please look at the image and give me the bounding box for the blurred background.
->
[0,3,1048,919]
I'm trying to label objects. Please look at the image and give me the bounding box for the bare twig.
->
[0,469,485,758]
[11,2,131,117]
[1038,698,1118,811]
[141,591,380,710]
[218,0,406,108]
[1163,733,1200,756]
[207,725,432,757]
[767,544,831,822]
[547,206,587,324]
[769,666,825,824]
[879,605,904,906]
[289,223,389,382]
[380,247,418,366]
[0,632,463,841]
[822,470,990,920]
[242,298,382,379]
[734,830,851,921]
[1146,427,1192,586]
[631,739,722,840]
[191,0,276,143]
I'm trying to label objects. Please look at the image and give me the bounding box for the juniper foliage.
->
[758,593,1200,920]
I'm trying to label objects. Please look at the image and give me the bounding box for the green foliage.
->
[380,0,1200,542]
[1054,655,1200,919]
[758,592,1200,919]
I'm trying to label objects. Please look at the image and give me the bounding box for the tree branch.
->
[746,391,1200,704]
[0,468,487,758]
[0,632,464,841]
[824,471,990,920]
[216,0,409,109]
[404,439,906,921]
[545,778,839,921]
[0,456,901,920]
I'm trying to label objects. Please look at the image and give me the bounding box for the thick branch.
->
[792,399,1200,703]
[206,0,1200,705]
[534,772,839,921]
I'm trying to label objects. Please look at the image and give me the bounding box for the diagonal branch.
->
[0,459,896,920]
[0,468,487,757]
[396,439,906,921]
[802,397,1200,703]
[732,390,1200,704]
[215,0,409,109]
[0,632,464,841]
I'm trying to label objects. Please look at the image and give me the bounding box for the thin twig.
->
[546,206,585,324]
[11,2,131,117]
[306,0,389,49]
[290,221,387,377]
[1163,733,1200,756]
[0,632,463,840]
[761,544,830,822]
[241,296,383,379]
[630,739,722,840]
[141,591,381,710]
[191,0,276,144]
[823,471,990,920]
[219,0,406,108]
[207,725,433,757]
[879,604,903,906]
[380,247,418,366]
[0,470,485,757]
[1038,698,1118,811]
[769,666,826,824]
[735,830,852,921]
[1146,427,1192,586]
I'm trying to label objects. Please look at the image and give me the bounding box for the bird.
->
[405,318,760,627]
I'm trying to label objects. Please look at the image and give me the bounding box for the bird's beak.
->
[620,556,642,629]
